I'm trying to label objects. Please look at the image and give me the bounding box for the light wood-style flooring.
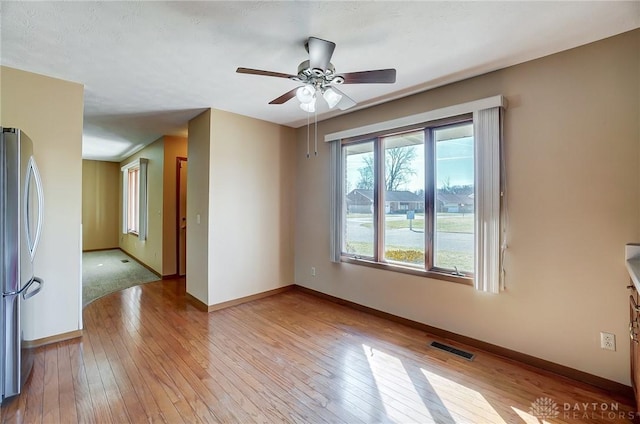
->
[1,279,636,423]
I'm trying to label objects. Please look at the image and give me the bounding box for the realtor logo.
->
[529,397,560,419]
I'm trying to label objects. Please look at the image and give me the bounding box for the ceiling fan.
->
[236,37,396,113]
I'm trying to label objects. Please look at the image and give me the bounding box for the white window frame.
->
[328,96,506,293]
[121,158,148,241]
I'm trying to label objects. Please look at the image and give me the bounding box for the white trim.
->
[120,159,140,172]
[325,95,507,142]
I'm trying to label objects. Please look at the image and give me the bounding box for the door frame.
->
[176,157,188,277]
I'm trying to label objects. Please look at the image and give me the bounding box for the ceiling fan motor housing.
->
[295,60,344,88]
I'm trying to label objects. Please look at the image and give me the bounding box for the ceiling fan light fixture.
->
[300,97,316,113]
[323,87,342,109]
[296,85,316,104]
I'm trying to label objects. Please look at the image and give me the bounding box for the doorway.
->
[176,157,187,277]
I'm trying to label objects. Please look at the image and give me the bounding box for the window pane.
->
[343,142,375,257]
[434,123,474,273]
[382,131,425,266]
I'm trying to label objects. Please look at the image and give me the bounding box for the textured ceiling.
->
[1,1,638,162]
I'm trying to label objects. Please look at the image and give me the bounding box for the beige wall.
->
[119,137,164,274]
[186,109,296,306]
[162,136,188,276]
[294,29,640,385]
[82,160,119,251]
[1,66,84,340]
[208,109,296,304]
[186,110,212,304]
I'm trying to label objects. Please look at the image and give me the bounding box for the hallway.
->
[82,249,159,306]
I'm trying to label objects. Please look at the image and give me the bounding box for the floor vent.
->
[120,259,129,263]
[429,341,475,361]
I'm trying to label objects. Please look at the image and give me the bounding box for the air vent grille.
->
[429,341,475,361]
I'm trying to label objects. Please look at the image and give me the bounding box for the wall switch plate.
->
[311,267,316,277]
[600,332,616,351]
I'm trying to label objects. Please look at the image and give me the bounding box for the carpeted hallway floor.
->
[82,249,160,307]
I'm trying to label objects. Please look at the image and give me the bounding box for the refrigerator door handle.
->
[21,277,43,300]
[25,156,44,259]
[2,277,44,299]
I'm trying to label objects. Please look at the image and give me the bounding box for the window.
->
[342,117,473,278]
[121,158,148,241]
[126,166,140,234]
[330,97,504,292]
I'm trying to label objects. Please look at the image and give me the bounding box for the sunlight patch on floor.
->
[362,344,436,422]
[420,367,506,423]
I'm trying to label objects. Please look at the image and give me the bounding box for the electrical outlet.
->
[311,267,316,277]
[600,332,616,351]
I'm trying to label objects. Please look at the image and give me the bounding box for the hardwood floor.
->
[1,278,636,423]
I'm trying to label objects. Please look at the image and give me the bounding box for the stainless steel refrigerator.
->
[1,127,44,403]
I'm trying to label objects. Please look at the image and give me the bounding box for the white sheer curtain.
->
[473,107,502,293]
[329,141,342,263]
[138,158,149,241]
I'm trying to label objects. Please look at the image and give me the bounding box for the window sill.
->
[340,256,473,286]
[127,231,139,237]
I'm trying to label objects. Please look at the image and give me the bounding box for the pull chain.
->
[314,109,318,156]
[306,112,310,158]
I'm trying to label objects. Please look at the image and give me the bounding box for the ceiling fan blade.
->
[338,69,397,84]
[306,37,336,70]
[330,87,357,110]
[269,87,299,105]
[236,67,296,79]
